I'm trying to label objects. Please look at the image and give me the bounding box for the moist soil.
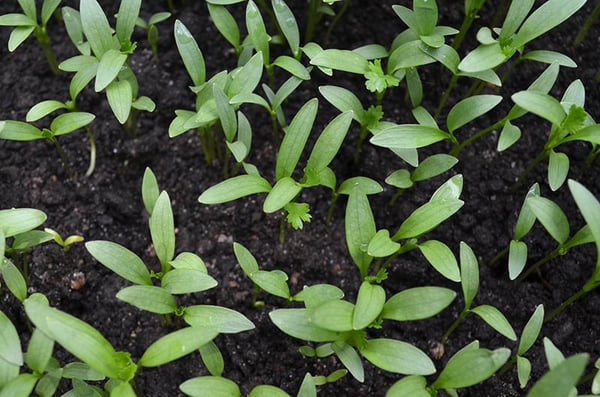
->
[1,1,600,396]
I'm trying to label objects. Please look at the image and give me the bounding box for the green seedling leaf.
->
[305,111,353,174]
[294,284,344,308]
[338,177,382,195]
[0,310,22,367]
[310,49,370,74]
[345,189,376,278]
[273,56,310,80]
[272,0,299,55]
[174,20,205,86]
[569,179,600,262]
[276,98,318,180]
[433,347,511,389]
[251,270,291,300]
[24,327,54,374]
[0,373,37,397]
[497,121,522,151]
[207,4,240,51]
[431,174,464,202]
[393,199,464,240]
[62,7,90,55]
[233,242,260,275]
[0,13,35,27]
[62,362,104,381]
[332,342,364,382]
[180,376,241,397]
[248,385,290,397]
[412,154,458,182]
[526,196,570,244]
[417,240,461,282]
[139,326,219,367]
[470,305,517,340]
[514,184,540,240]
[460,242,479,309]
[213,85,237,142]
[543,337,565,369]
[116,285,177,314]
[199,174,272,204]
[228,52,263,98]
[319,85,366,125]
[115,0,141,46]
[519,305,544,356]
[526,353,588,397]
[7,26,35,52]
[142,167,160,215]
[511,91,566,127]
[370,124,450,149]
[458,42,507,73]
[310,299,354,332]
[385,170,413,189]
[95,49,127,92]
[498,0,535,40]
[367,229,401,257]
[548,150,569,191]
[386,375,430,397]
[562,124,600,146]
[382,286,456,321]
[359,338,436,375]
[24,294,128,380]
[0,208,46,237]
[353,281,386,330]
[80,0,115,57]
[521,50,577,68]
[297,373,317,397]
[1,258,27,302]
[26,100,67,122]
[199,340,224,376]
[106,79,133,124]
[269,308,341,342]
[51,112,95,136]
[246,0,270,64]
[414,0,438,36]
[85,240,152,285]
[0,120,42,141]
[184,305,255,333]
[263,177,302,213]
[170,252,207,272]
[517,355,532,388]
[447,95,502,133]
[508,240,528,280]
[162,269,218,294]
[512,0,586,50]
[149,191,175,268]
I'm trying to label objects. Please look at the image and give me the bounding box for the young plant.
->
[58,0,156,135]
[43,228,84,252]
[0,0,61,74]
[0,111,95,178]
[135,11,171,59]
[234,242,456,383]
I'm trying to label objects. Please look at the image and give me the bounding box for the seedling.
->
[135,11,171,59]
[43,228,84,252]
[0,0,61,74]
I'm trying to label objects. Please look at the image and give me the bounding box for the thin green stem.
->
[305,0,321,43]
[488,244,510,267]
[574,0,600,47]
[84,126,97,177]
[388,188,405,206]
[435,74,459,120]
[34,27,59,75]
[450,118,507,157]
[441,309,469,345]
[51,138,74,179]
[511,149,549,192]
[323,0,351,46]
[326,192,339,225]
[515,247,560,283]
[544,288,589,323]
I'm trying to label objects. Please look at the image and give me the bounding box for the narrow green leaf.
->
[412,154,458,182]
[413,0,438,36]
[0,120,42,141]
[174,20,205,86]
[508,240,528,280]
[386,375,430,397]
[499,0,535,40]
[470,304,517,341]
[305,111,353,173]
[106,79,133,124]
[359,338,436,375]
[248,385,290,397]
[562,124,600,145]
[26,100,67,122]
[85,240,152,285]
[367,230,401,258]
[497,121,522,151]
[433,347,511,389]
[297,373,317,397]
[0,13,35,27]
[345,190,376,278]
[272,0,299,55]
[228,52,264,97]
[385,169,413,189]
[518,305,544,356]
[116,285,177,314]
[568,180,600,261]
[526,196,570,244]
[514,183,540,240]
[526,353,588,397]
[521,50,577,68]
[142,167,160,215]
[319,85,365,125]
[115,0,141,45]
[199,341,224,376]
[511,91,566,126]
[0,208,46,237]
[370,124,450,149]
[184,305,255,333]
[263,177,302,213]
[199,174,272,204]
[80,0,115,57]
[180,376,241,397]
[310,49,370,74]
[431,174,464,202]
[139,326,219,367]
[162,269,217,294]
[246,0,270,64]
[251,270,291,299]
[394,199,463,240]
[447,95,502,133]
[207,4,240,51]
[233,242,260,275]
[269,308,341,342]
[382,286,456,321]
[517,356,532,388]
[7,26,35,51]
[213,84,237,142]
[0,373,38,397]
[273,55,309,80]
[460,242,479,309]
[0,258,27,302]
[294,284,344,308]
[50,112,95,136]
[24,328,53,375]
[149,191,175,268]
[276,98,318,179]
[458,42,508,73]
[0,310,22,367]
[41,0,62,26]
[548,151,569,191]
[417,240,460,282]
[332,342,364,382]
[95,49,127,92]
[353,282,386,330]
[338,177,382,195]
[310,300,354,332]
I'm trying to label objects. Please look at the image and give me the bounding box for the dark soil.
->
[2,1,600,396]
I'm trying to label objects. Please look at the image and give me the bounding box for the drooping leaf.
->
[470,304,517,341]
[526,196,570,244]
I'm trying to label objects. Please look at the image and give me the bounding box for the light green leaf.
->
[460,242,479,309]
[85,240,152,285]
[394,199,464,240]
[412,154,458,182]
[345,190,376,278]
[276,98,318,180]
[174,20,205,86]
[548,151,569,191]
[233,242,260,275]
[526,353,588,397]
[213,84,237,142]
[508,240,528,280]
[169,252,207,272]
[269,308,341,342]
[521,50,577,68]
[246,0,270,64]
[338,177,382,195]
[562,124,600,145]
[138,326,219,367]
[382,286,456,321]
[433,347,511,389]
[310,49,369,74]
[332,342,364,382]
[273,55,309,80]
[353,282,385,330]
[199,174,272,204]
[26,100,67,122]
[310,300,354,332]
[263,177,302,213]
[470,305,517,341]
[511,91,566,126]
[199,340,224,376]
[251,270,291,300]
[80,0,115,57]
[430,174,464,202]
[305,111,353,173]
[514,184,540,240]
[162,269,217,294]
[0,373,37,397]
[50,112,95,136]
[116,285,177,314]
[359,338,436,375]
[568,180,600,261]
[417,240,460,282]
[149,191,175,267]
[370,124,450,149]
[142,167,160,215]
[7,26,35,51]
[248,385,290,397]
[447,95,502,133]
[386,375,430,397]
[367,230,401,257]
[0,208,46,237]
[519,305,545,356]
[115,0,141,45]
[207,4,240,51]
[106,79,133,124]
[498,0,535,40]
[526,196,570,244]
[0,310,22,367]
[517,355,532,388]
[0,258,27,302]
[24,328,53,374]
[319,85,365,125]
[458,42,508,73]
[294,284,344,308]
[385,169,413,189]
[184,305,254,333]
[297,373,317,397]
[180,376,241,397]
[0,120,42,141]
[497,121,521,151]
[228,52,263,97]
[0,13,35,27]
[95,50,127,92]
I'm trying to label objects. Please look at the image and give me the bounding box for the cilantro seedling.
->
[135,11,171,59]
[43,228,84,252]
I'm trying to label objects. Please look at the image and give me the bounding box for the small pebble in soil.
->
[69,272,86,290]
[429,340,445,359]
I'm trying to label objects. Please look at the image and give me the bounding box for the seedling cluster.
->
[2,0,600,396]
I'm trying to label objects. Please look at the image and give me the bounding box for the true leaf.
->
[359,338,436,375]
